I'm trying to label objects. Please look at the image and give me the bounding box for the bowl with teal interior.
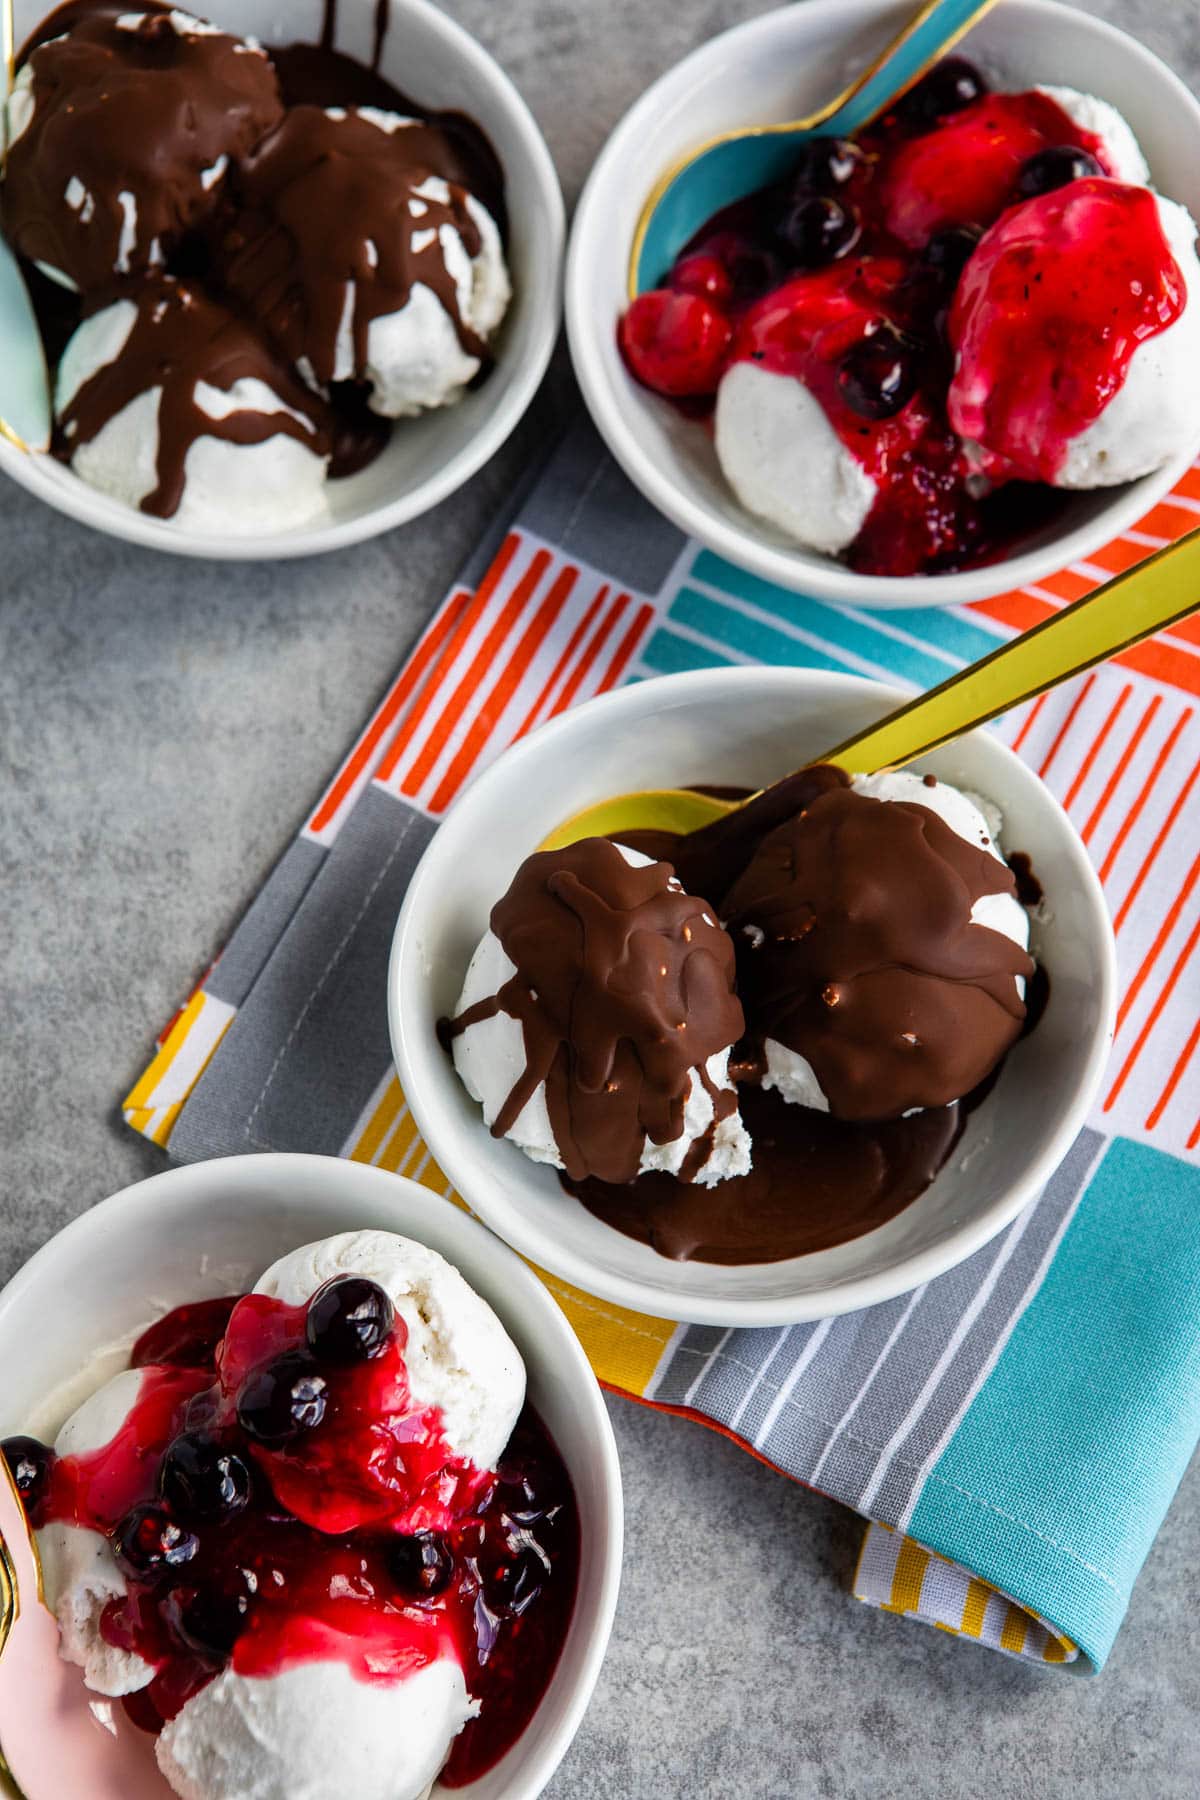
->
[566,0,1200,609]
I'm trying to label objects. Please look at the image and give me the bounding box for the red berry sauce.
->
[948,178,1184,483]
[27,1289,580,1783]
[618,60,1182,575]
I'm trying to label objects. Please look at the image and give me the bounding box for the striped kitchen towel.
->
[124,418,1200,1673]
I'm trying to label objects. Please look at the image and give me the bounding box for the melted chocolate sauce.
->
[441,837,744,1186]
[576,769,1040,1264]
[217,105,488,391]
[565,1081,966,1264]
[56,277,334,518]
[6,7,284,293]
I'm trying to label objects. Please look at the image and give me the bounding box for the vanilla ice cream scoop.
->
[950,181,1200,488]
[3,8,282,294]
[446,837,752,1187]
[723,769,1033,1122]
[157,1652,476,1800]
[220,104,510,418]
[56,277,333,530]
[254,1230,524,1475]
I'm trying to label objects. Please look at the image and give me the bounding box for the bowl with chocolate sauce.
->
[566,0,1200,607]
[0,0,563,557]
[0,1153,622,1799]
[389,666,1116,1326]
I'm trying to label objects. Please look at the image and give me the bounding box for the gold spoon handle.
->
[822,527,1200,775]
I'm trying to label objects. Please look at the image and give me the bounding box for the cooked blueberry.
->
[237,1352,327,1447]
[837,326,920,419]
[171,1588,247,1661]
[921,225,981,286]
[791,134,862,194]
[896,57,987,128]
[2,1436,53,1524]
[1015,145,1104,199]
[390,1531,454,1598]
[485,1545,549,1619]
[777,195,860,268]
[306,1275,394,1365]
[160,1432,252,1523]
[113,1504,199,1582]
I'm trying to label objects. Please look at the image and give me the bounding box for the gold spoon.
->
[541,527,1200,850]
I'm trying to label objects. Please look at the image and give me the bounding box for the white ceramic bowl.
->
[0,0,564,559]
[566,0,1200,610]
[0,1154,621,1800]
[389,667,1117,1326]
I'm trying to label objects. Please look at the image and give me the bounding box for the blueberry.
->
[160,1432,252,1523]
[113,1504,199,1583]
[237,1352,327,1447]
[1015,145,1104,199]
[170,1588,247,1661]
[921,225,981,287]
[390,1531,454,1598]
[306,1276,394,1365]
[897,57,988,128]
[837,325,920,420]
[791,135,862,194]
[777,195,860,268]
[2,1436,53,1525]
[485,1545,549,1619]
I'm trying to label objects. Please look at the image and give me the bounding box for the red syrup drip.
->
[948,179,1185,483]
[618,78,1175,576]
[36,1294,580,1782]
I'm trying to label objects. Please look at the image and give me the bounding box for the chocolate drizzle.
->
[56,276,333,517]
[5,7,283,292]
[722,781,1033,1120]
[440,837,744,1186]
[219,105,488,389]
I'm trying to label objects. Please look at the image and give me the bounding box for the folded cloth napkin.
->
[125,418,1200,1673]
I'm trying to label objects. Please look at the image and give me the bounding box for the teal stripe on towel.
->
[909,1139,1200,1670]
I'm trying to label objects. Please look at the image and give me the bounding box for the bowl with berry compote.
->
[0,1154,621,1800]
[566,0,1200,608]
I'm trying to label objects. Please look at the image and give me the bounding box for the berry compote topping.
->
[617,60,1176,576]
[23,1286,579,1784]
[949,179,1185,484]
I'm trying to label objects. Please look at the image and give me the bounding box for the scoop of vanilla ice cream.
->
[156,1656,477,1800]
[56,298,331,532]
[34,1367,157,1697]
[1055,194,1200,488]
[358,173,509,418]
[1035,87,1149,186]
[254,1230,524,1472]
[757,772,1030,1112]
[453,843,752,1186]
[714,360,876,553]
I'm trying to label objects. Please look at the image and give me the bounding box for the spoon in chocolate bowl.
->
[542,526,1200,854]
[0,0,52,456]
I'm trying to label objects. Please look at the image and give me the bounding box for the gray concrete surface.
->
[2,1,1199,1794]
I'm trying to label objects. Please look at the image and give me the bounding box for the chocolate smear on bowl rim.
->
[440,836,745,1187]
